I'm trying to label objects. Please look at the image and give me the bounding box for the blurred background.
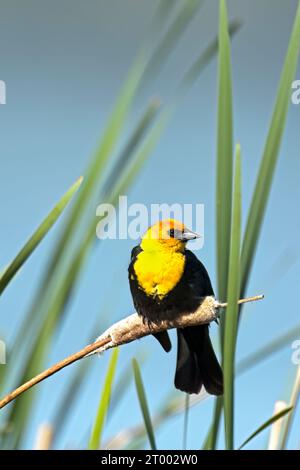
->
[0,0,300,450]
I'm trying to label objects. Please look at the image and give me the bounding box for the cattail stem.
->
[216,294,264,308]
[0,294,263,411]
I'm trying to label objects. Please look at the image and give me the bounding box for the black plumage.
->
[128,246,223,395]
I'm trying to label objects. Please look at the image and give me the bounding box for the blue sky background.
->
[0,0,300,449]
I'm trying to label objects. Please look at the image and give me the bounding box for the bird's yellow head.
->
[140,219,199,253]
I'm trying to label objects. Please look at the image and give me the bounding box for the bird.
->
[128,219,223,395]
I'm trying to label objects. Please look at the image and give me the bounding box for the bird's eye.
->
[168,228,175,238]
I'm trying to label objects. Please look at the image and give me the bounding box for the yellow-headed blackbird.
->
[128,219,223,395]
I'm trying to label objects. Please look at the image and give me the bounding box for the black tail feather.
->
[174,325,223,395]
[153,331,172,352]
[175,329,202,394]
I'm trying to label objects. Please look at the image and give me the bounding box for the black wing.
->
[168,250,214,314]
[184,250,214,298]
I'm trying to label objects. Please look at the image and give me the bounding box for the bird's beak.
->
[182,228,200,241]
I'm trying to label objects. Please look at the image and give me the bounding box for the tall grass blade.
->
[101,100,160,195]
[209,2,300,450]
[109,352,147,417]
[238,406,292,450]
[152,0,178,31]
[241,2,300,296]
[111,113,169,199]
[143,0,203,83]
[88,348,119,450]
[223,144,241,450]
[208,0,234,450]
[216,0,234,308]
[181,19,241,92]
[0,177,83,296]
[132,358,156,451]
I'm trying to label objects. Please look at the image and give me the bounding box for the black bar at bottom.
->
[0,449,299,466]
